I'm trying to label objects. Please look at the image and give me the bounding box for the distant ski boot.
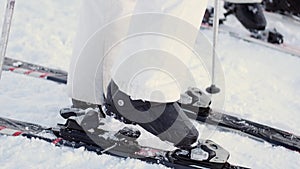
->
[224,2,267,32]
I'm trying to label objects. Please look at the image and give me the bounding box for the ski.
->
[227,31,300,57]
[200,24,300,58]
[0,116,248,169]
[2,57,67,84]
[180,87,300,153]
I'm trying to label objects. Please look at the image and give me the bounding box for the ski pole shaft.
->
[0,0,15,79]
[211,0,219,86]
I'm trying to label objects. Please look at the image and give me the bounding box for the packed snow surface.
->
[0,1,299,169]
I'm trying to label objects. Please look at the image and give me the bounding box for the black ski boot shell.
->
[105,80,199,148]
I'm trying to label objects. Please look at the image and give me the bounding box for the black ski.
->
[200,23,300,57]
[180,87,300,153]
[0,116,247,169]
[2,57,67,84]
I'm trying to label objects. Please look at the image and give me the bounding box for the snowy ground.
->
[0,1,300,169]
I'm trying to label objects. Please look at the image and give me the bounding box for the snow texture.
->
[0,0,299,169]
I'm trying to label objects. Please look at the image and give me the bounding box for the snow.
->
[0,0,300,169]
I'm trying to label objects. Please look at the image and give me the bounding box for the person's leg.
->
[105,80,199,148]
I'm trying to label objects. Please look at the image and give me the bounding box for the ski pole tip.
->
[206,84,220,94]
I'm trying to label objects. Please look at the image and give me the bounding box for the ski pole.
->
[0,0,16,79]
[206,0,220,94]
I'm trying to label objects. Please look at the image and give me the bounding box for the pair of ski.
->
[1,58,300,168]
[2,57,300,153]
